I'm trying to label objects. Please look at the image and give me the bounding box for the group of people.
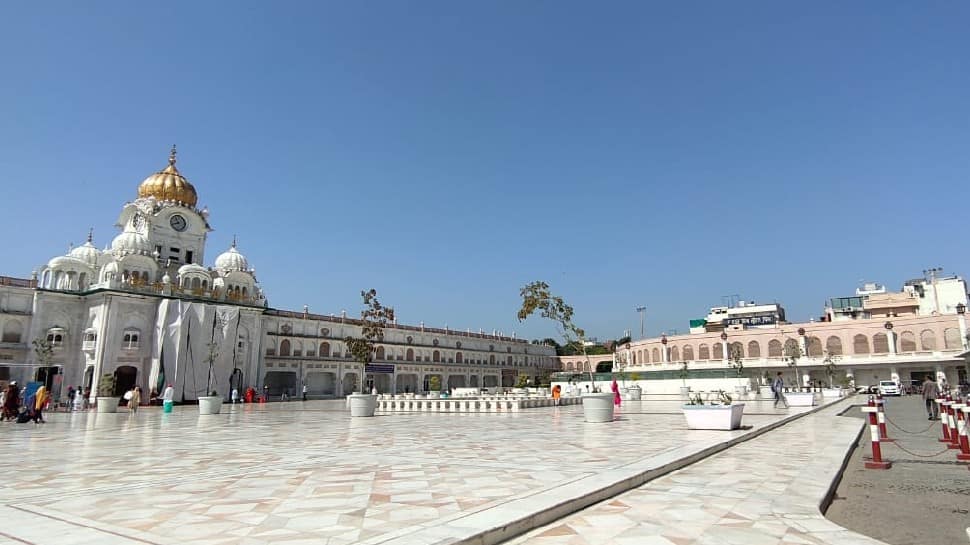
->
[0,382,49,423]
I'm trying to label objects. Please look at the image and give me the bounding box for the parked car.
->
[878,380,901,396]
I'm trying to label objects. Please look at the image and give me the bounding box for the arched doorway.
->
[114,366,138,397]
[82,366,94,394]
[229,368,244,394]
[35,365,62,395]
[342,372,359,395]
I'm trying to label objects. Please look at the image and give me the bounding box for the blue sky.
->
[2,2,968,342]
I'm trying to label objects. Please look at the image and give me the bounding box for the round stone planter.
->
[625,386,642,401]
[581,392,615,423]
[348,393,378,417]
[96,396,119,413]
[198,396,224,415]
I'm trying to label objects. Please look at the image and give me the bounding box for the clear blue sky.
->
[2,2,968,342]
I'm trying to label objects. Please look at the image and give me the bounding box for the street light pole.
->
[635,306,646,339]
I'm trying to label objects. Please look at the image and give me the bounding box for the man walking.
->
[921,374,939,420]
[772,372,788,409]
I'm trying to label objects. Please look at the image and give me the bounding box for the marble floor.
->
[0,398,834,545]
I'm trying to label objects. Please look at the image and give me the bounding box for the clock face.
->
[170,214,188,232]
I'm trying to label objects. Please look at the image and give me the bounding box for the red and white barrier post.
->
[874,394,893,442]
[946,395,960,450]
[939,397,952,443]
[862,402,891,469]
[954,403,970,462]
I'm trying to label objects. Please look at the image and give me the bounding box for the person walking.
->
[231,388,239,404]
[921,374,939,420]
[1,382,20,421]
[128,387,141,414]
[32,385,48,423]
[161,383,175,414]
[302,384,308,401]
[772,372,789,409]
[552,384,561,406]
[611,378,621,407]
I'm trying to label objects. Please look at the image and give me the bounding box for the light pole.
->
[635,306,646,339]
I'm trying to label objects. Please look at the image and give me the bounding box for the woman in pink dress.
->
[611,379,621,407]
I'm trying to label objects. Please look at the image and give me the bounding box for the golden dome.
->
[137,146,198,207]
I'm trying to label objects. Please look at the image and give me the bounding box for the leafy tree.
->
[729,344,745,386]
[678,361,689,388]
[345,289,395,394]
[783,338,803,390]
[822,351,840,388]
[516,373,529,388]
[32,337,54,369]
[517,281,598,391]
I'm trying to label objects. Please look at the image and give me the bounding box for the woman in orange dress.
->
[552,384,561,405]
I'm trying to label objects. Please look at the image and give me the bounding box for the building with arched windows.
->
[0,149,558,401]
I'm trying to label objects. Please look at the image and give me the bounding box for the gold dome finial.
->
[136,146,199,207]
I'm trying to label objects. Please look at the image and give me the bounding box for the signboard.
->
[364,364,394,374]
[723,315,776,327]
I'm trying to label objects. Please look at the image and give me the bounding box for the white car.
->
[878,380,901,396]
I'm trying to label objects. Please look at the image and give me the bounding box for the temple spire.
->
[87,227,94,243]
[168,144,177,166]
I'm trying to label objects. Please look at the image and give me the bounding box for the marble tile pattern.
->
[507,401,887,545]
[0,399,837,545]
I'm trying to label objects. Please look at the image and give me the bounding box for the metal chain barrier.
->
[883,411,936,435]
[883,440,951,458]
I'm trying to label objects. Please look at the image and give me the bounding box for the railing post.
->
[863,401,891,469]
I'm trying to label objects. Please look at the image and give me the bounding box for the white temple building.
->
[0,148,558,402]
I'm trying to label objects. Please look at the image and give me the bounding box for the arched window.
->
[944,328,962,349]
[806,337,822,357]
[682,345,694,361]
[406,348,414,361]
[432,350,440,363]
[279,339,291,357]
[698,344,710,360]
[919,330,937,351]
[122,329,140,350]
[489,354,495,365]
[507,355,513,365]
[456,351,463,363]
[1,320,23,343]
[319,342,330,357]
[46,328,65,347]
[669,346,679,361]
[292,341,303,357]
[897,331,916,352]
[825,336,843,356]
[853,334,869,354]
[376,346,385,360]
[783,338,799,358]
[872,333,889,354]
[265,340,276,356]
[730,342,744,359]
[768,339,783,357]
[711,342,722,360]
[748,341,761,358]
[637,350,644,363]
[651,347,660,362]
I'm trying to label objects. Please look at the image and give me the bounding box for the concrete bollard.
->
[862,404,891,469]
[874,396,894,442]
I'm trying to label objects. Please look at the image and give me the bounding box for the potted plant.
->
[198,342,223,415]
[682,390,745,430]
[728,344,748,398]
[427,375,441,399]
[517,281,613,422]
[821,351,843,398]
[626,372,642,400]
[678,361,691,399]
[96,373,118,413]
[783,339,815,406]
[345,288,395,417]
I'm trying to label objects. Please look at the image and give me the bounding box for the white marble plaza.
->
[0,398,842,545]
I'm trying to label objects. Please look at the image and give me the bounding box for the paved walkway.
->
[506,399,885,545]
[0,398,818,545]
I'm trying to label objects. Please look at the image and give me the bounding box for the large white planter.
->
[582,392,615,423]
[96,396,118,413]
[821,388,843,399]
[349,393,378,417]
[427,391,441,400]
[679,386,691,400]
[682,403,745,430]
[198,396,223,415]
[733,385,749,399]
[785,392,816,406]
[625,386,642,401]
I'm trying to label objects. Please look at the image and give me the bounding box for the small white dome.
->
[69,241,101,267]
[178,263,209,276]
[215,242,249,272]
[47,255,88,271]
[111,228,151,256]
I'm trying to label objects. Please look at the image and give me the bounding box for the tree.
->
[729,344,745,386]
[783,339,803,390]
[32,337,54,370]
[678,361,689,388]
[822,350,840,389]
[345,289,395,394]
[517,281,598,391]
